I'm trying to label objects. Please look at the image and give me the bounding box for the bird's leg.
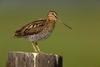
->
[35,42,41,52]
[32,42,38,52]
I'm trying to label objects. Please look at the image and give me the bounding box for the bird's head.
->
[47,10,72,30]
[47,10,58,22]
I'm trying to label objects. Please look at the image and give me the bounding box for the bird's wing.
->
[15,19,46,36]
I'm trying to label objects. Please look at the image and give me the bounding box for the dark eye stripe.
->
[52,13,57,18]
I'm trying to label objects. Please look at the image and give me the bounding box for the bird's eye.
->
[52,13,56,16]
[52,13,54,15]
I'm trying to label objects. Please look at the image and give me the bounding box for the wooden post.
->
[6,52,63,67]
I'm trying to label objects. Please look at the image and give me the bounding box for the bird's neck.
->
[46,20,56,30]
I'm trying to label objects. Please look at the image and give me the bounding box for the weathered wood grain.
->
[6,52,63,67]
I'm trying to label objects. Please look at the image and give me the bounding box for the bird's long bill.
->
[58,20,72,30]
[63,23,72,30]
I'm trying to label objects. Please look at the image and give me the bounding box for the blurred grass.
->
[0,7,100,67]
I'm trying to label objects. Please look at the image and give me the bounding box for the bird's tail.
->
[14,30,23,38]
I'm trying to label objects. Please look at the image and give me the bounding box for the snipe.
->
[14,10,71,52]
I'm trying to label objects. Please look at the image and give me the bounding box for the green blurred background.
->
[0,0,99,67]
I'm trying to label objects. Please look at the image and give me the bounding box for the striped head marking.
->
[47,10,58,21]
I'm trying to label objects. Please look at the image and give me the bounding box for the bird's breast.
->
[28,22,55,42]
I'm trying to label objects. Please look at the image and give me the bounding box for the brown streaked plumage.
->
[15,10,58,52]
[15,20,47,36]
